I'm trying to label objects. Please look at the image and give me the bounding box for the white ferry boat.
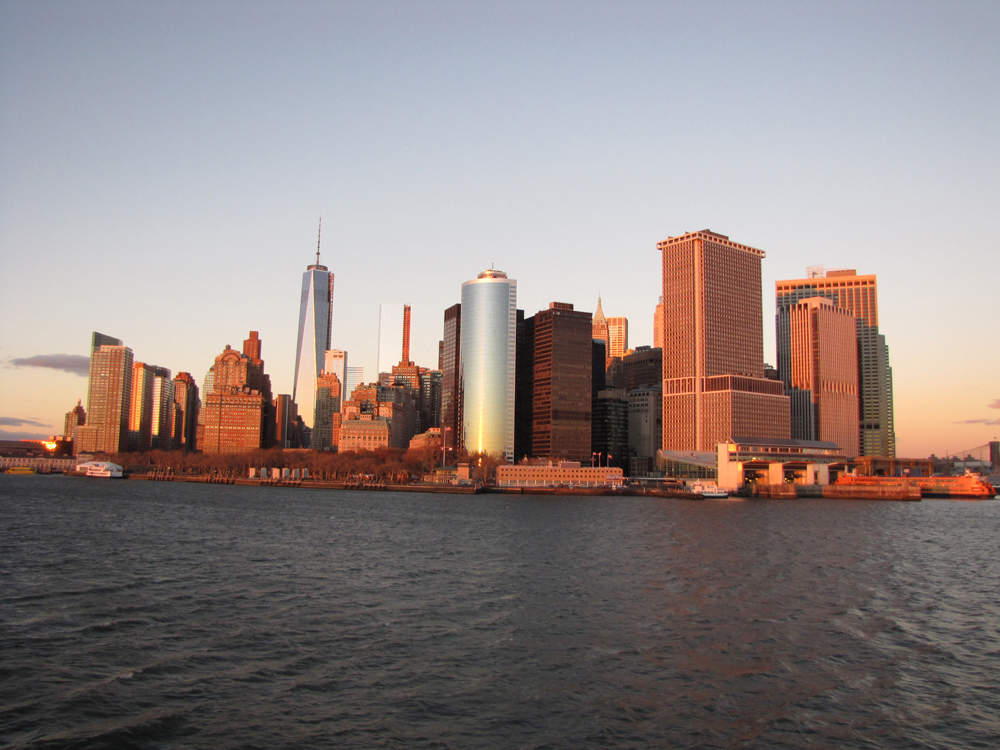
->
[77,461,125,478]
[691,482,729,499]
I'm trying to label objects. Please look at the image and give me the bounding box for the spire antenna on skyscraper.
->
[316,217,322,266]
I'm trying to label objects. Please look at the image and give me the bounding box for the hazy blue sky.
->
[1,1,997,457]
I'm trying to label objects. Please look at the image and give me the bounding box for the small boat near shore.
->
[4,466,38,475]
[691,482,729,499]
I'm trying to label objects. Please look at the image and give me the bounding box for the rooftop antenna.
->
[316,217,322,265]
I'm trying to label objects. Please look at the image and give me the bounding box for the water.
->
[1,476,998,749]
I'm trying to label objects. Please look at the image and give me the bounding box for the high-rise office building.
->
[377,303,408,377]
[592,388,628,471]
[659,230,790,451]
[460,269,517,460]
[627,386,661,476]
[619,346,663,391]
[419,369,442,431]
[150,367,174,450]
[514,309,533,460]
[273,394,299,449]
[201,332,274,454]
[598,345,664,475]
[440,303,462,453]
[520,302,593,463]
[344,367,364,401]
[64,400,86,446]
[607,316,629,359]
[293,223,334,440]
[76,333,134,454]
[324,350,348,410]
[776,267,895,457]
[312,370,342,451]
[591,340,606,398]
[592,296,610,352]
[778,297,859,456]
[653,297,665,350]
[128,362,156,451]
[172,372,198,450]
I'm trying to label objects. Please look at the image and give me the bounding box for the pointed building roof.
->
[592,295,610,345]
[594,295,606,323]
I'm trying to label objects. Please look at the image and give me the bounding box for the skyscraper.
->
[440,303,462,453]
[201,332,274,454]
[607,316,629,359]
[778,296,859,456]
[659,230,790,451]
[377,303,407,377]
[324,350,348,410]
[76,332,133,454]
[514,309,533,460]
[776,267,895,456]
[272,394,299,449]
[172,372,198,450]
[64,400,86,446]
[293,222,334,441]
[519,302,593,463]
[150,367,174,450]
[460,269,517,460]
[128,362,156,451]
[344,367,364,401]
[312,370,342,451]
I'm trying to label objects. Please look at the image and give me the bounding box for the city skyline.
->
[1,2,998,458]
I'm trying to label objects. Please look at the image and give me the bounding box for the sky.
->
[1,0,997,459]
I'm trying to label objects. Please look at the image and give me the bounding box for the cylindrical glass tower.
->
[460,269,517,461]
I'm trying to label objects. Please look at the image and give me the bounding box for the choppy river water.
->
[1,476,998,749]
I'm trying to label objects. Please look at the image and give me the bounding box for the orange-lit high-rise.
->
[781,297,859,456]
[201,332,274,454]
[776,267,895,457]
[607,316,628,359]
[75,332,133,454]
[659,230,789,451]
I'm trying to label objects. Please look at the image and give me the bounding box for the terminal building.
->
[659,436,852,490]
[716,437,849,489]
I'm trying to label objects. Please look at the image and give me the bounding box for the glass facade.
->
[460,270,517,461]
[344,367,364,401]
[293,264,334,433]
[775,270,895,457]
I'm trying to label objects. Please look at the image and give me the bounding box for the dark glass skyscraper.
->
[521,302,593,463]
[441,304,462,453]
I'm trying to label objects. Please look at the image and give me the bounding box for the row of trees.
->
[96,446,505,482]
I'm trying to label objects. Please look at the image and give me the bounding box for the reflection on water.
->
[1,477,998,749]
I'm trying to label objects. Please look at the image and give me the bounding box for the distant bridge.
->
[947,442,995,461]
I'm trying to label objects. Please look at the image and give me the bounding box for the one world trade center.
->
[293,221,334,445]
